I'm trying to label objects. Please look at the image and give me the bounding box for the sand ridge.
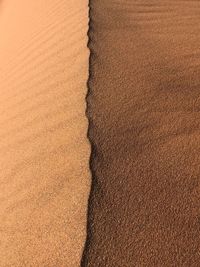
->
[0,1,90,266]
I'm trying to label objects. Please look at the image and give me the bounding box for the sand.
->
[82,0,200,266]
[0,1,90,266]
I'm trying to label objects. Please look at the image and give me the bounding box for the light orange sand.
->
[0,1,90,266]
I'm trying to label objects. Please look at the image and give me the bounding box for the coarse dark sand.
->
[82,1,200,266]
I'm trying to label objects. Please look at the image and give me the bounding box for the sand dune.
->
[0,1,90,266]
[83,1,200,266]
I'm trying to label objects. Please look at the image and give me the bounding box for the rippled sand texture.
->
[0,1,90,266]
[83,1,200,266]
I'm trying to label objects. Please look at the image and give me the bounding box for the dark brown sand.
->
[83,1,200,266]
[0,1,90,266]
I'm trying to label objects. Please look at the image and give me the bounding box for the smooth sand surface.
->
[83,1,200,266]
[0,1,90,266]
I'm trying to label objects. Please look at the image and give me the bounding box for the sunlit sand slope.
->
[83,1,200,266]
[0,1,90,266]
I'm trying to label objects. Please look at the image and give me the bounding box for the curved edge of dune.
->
[81,1,97,266]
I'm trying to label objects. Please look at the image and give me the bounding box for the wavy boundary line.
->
[81,0,95,266]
